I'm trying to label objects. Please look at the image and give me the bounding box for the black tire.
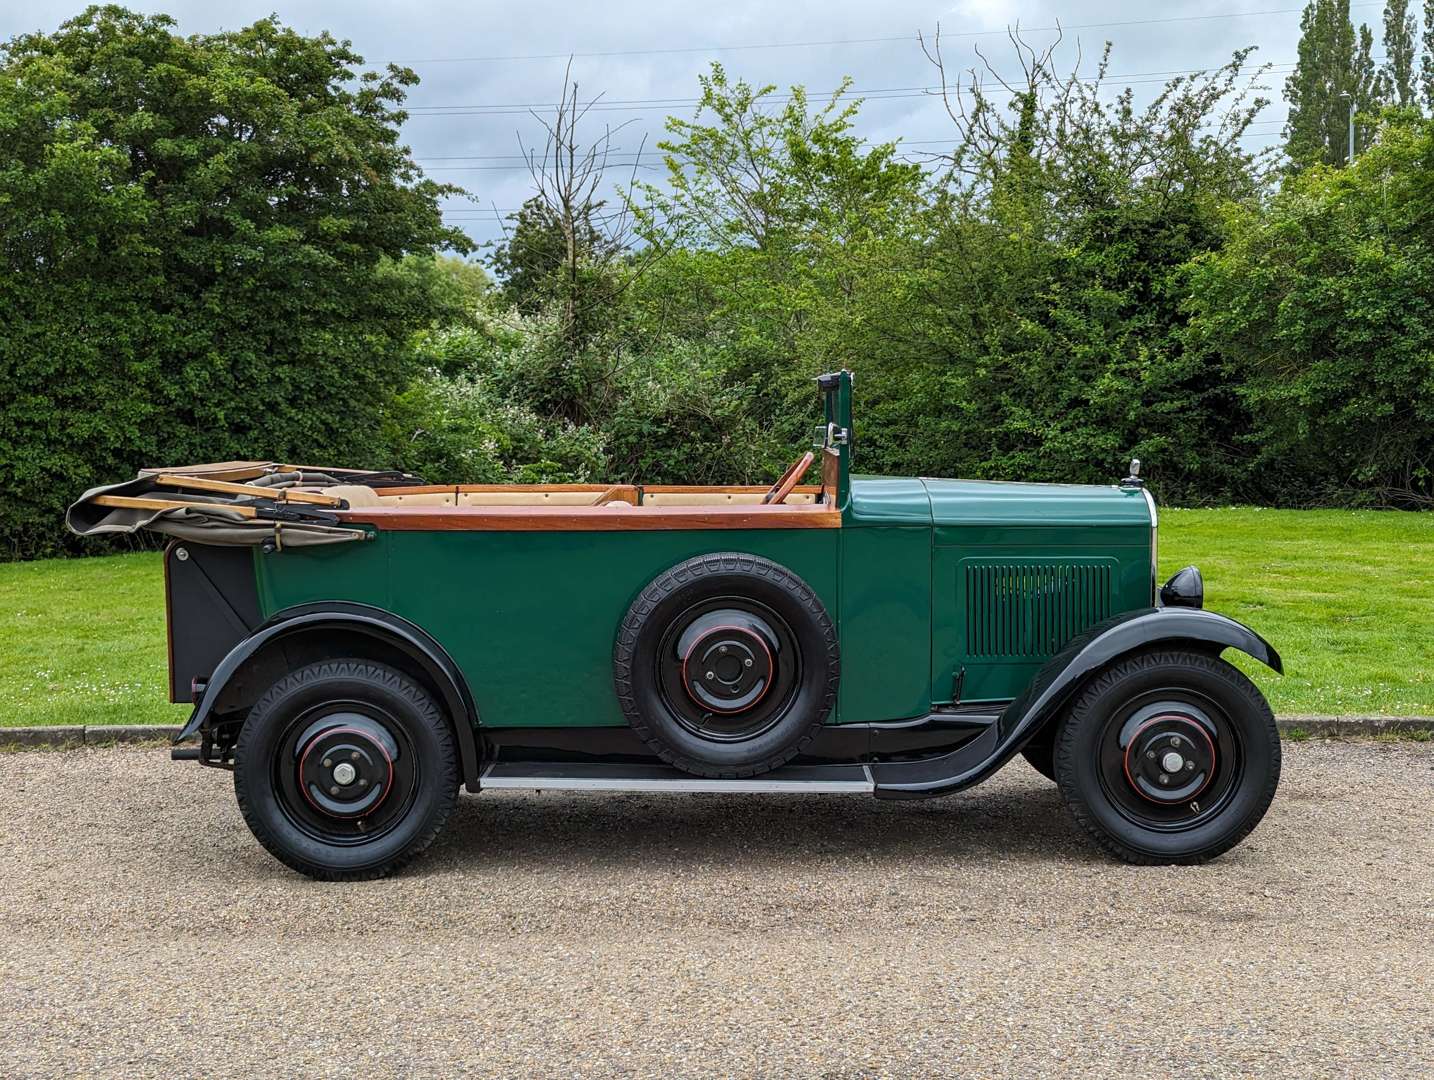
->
[614,552,839,778]
[1054,649,1280,864]
[233,659,459,881]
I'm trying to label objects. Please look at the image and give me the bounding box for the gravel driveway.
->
[1,740,1431,1078]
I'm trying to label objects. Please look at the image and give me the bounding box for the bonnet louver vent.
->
[963,560,1115,659]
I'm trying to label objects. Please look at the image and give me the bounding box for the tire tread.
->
[1053,649,1280,865]
[233,659,458,881]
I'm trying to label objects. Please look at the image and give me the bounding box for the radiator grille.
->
[963,560,1114,659]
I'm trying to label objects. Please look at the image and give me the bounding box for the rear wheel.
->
[1054,649,1280,864]
[233,659,458,881]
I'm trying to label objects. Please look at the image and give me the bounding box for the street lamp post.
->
[1341,91,1355,164]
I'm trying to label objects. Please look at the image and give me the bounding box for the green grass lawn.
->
[1,508,1431,727]
[0,551,190,727]
[1157,508,1434,716]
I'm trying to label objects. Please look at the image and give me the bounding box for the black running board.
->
[868,723,1002,799]
[480,712,1008,799]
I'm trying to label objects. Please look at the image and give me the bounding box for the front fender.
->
[873,607,1280,799]
[175,603,482,789]
[998,606,1281,748]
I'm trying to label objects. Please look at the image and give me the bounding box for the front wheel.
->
[233,660,459,881]
[1054,649,1280,864]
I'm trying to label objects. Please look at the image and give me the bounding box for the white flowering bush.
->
[380,367,607,484]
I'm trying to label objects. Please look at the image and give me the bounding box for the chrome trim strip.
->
[1142,486,1159,605]
[480,770,874,795]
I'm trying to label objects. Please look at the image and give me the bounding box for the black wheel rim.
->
[272,700,419,845]
[655,595,801,743]
[1096,687,1243,832]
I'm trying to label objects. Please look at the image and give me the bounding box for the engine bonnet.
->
[921,478,1154,528]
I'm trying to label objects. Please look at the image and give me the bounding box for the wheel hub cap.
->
[682,625,773,714]
[297,726,394,818]
[1123,715,1216,804]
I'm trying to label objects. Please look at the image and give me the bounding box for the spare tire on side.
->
[614,552,839,778]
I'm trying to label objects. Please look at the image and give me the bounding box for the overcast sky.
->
[1,1,1394,248]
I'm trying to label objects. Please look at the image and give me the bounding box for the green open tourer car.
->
[69,371,1282,879]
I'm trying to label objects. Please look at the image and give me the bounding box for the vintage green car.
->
[69,371,1282,879]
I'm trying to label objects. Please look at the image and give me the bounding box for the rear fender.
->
[175,603,483,791]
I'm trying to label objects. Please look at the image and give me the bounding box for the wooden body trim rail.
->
[638,485,821,495]
[377,483,618,498]
[339,503,841,532]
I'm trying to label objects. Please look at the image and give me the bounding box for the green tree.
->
[430,256,491,312]
[1358,21,1381,109]
[1185,115,1434,504]
[1423,1,1434,111]
[480,194,630,425]
[1285,0,1379,168]
[395,254,490,329]
[866,38,1272,499]
[0,5,470,558]
[635,64,924,439]
[1380,0,1420,106]
[479,67,659,426]
[643,64,922,254]
[493,197,576,309]
[489,198,593,313]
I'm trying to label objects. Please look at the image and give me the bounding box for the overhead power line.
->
[433,122,1290,180]
[403,61,1308,118]
[419,116,1288,164]
[368,5,1379,66]
[424,163,660,172]
[415,113,1290,163]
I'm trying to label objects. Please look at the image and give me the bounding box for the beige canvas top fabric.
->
[66,477,366,548]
